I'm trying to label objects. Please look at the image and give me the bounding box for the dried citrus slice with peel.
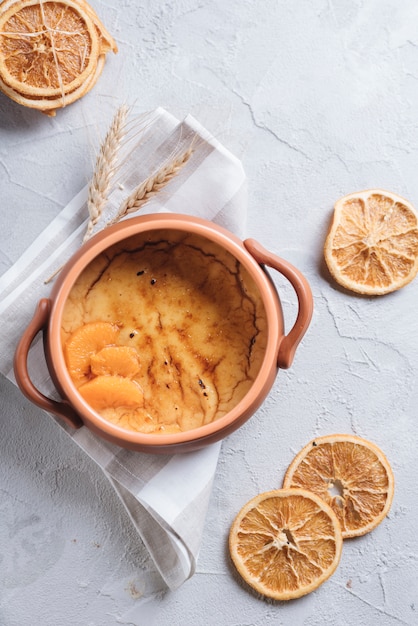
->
[282,434,394,539]
[90,345,141,378]
[0,51,105,113]
[78,0,117,53]
[0,0,117,114]
[0,0,99,97]
[229,488,342,601]
[324,189,418,295]
[79,375,144,411]
[64,321,119,386]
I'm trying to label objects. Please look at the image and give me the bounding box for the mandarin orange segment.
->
[90,345,141,378]
[324,189,418,295]
[64,321,119,386]
[282,434,394,538]
[78,375,144,411]
[229,489,342,601]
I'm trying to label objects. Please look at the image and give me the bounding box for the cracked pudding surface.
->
[61,230,268,434]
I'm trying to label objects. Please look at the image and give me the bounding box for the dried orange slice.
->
[0,51,105,113]
[78,375,144,411]
[63,321,119,386]
[324,189,418,295]
[229,488,342,601]
[0,0,99,97]
[90,345,141,378]
[282,434,394,538]
[0,0,117,114]
[76,0,117,54]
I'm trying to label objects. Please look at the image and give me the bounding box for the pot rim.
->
[48,212,282,447]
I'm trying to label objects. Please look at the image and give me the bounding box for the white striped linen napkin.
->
[0,107,247,590]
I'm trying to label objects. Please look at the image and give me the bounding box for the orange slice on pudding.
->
[90,345,141,378]
[63,321,120,386]
[78,375,144,411]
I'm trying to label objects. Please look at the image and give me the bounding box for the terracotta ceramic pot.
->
[14,213,313,454]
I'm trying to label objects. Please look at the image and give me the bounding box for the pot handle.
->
[13,298,82,429]
[244,238,313,369]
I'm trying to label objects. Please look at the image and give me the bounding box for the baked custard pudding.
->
[61,230,268,434]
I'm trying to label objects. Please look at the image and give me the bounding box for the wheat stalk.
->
[107,146,194,226]
[44,110,197,284]
[83,103,129,242]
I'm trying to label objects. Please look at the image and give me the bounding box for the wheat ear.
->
[107,146,193,225]
[83,104,129,241]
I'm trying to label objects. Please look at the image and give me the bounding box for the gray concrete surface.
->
[1,1,418,624]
